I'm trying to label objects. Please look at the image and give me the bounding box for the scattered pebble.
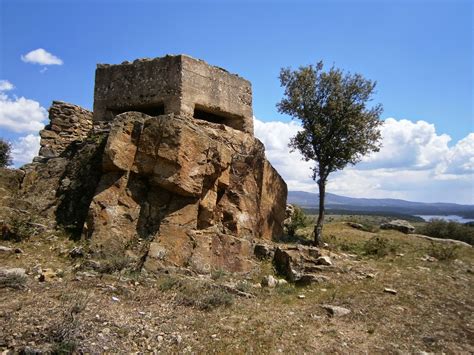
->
[384,288,397,295]
[321,305,351,317]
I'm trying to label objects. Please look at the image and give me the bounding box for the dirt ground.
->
[1,220,473,354]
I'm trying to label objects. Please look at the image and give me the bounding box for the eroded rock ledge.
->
[86,112,287,273]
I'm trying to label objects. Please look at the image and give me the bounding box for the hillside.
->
[1,219,473,353]
[288,191,474,218]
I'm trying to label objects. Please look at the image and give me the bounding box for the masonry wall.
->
[93,56,182,122]
[37,101,93,159]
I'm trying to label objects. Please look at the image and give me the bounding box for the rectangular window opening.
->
[193,107,227,124]
[193,105,244,131]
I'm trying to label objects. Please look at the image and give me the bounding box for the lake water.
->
[416,215,474,224]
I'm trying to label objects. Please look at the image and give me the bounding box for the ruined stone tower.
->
[20,55,288,274]
[93,55,254,134]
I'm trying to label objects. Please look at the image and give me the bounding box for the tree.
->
[0,138,13,168]
[277,61,383,246]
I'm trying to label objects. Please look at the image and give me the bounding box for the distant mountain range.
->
[288,191,474,219]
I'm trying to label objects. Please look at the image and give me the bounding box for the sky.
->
[0,0,473,203]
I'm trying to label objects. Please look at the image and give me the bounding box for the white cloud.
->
[440,133,474,175]
[254,117,474,204]
[21,48,63,65]
[359,118,451,170]
[0,87,47,133]
[11,134,40,166]
[0,80,14,91]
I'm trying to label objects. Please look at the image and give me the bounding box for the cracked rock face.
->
[86,112,287,273]
[2,56,288,275]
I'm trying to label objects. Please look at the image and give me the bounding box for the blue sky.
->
[1,0,473,203]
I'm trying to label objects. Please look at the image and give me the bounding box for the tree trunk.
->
[313,179,326,246]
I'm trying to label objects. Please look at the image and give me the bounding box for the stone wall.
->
[37,101,93,160]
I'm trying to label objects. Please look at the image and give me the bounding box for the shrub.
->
[1,215,36,242]
[158,275,182,291]
[198,289,234,310]
[0,138,12,167]
[363,236,398,258]
[51,340,78,355]
[426,243,459,261]
[419,219,474,246]
[286,206,309,237]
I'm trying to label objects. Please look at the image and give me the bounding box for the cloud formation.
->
[0,81,45,165]
[0,80,14,91]
[11,134,40,166]
[254,117,474,204]
[21,48,63,65]
[0,90,47,133]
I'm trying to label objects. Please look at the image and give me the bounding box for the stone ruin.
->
[2,55,287,274]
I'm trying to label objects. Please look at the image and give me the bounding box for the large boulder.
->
[86,112,287,273]
[380,219,415,234]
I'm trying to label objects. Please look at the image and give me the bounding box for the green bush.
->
[419,219,474,246]
[426,243,459,261]
[1,216,36,242]
[0,138,12,167]
[363,236,398,258]
[286,206,309,237]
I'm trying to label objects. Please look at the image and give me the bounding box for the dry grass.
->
[0,217,473,353]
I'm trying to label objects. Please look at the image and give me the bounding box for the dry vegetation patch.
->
[0,217,473,353]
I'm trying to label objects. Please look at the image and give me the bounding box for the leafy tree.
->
[277,62,383,246]
[0,138,12,168]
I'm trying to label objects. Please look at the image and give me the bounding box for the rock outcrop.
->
[273,245,331,284]
[2,55,288,274]
[86,111,286,273]
[380,219,415,234]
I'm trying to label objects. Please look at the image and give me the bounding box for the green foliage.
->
[363,236,398,258]
[51,340,78,355]
[210,268,227,281]
[426,243,459,261]
[0,138,12,167]
[277,61,383,245]
[286,206,310,237]
[277,61,383,179]
[419,219,474,245]
[158,275,183,291]
[1,215,36,242]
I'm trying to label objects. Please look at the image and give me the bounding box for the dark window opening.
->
[193,105,244,131]
[108,103,165,118]
[194,108,226,124]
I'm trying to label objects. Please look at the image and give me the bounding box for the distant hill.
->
[288,191,474,218]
